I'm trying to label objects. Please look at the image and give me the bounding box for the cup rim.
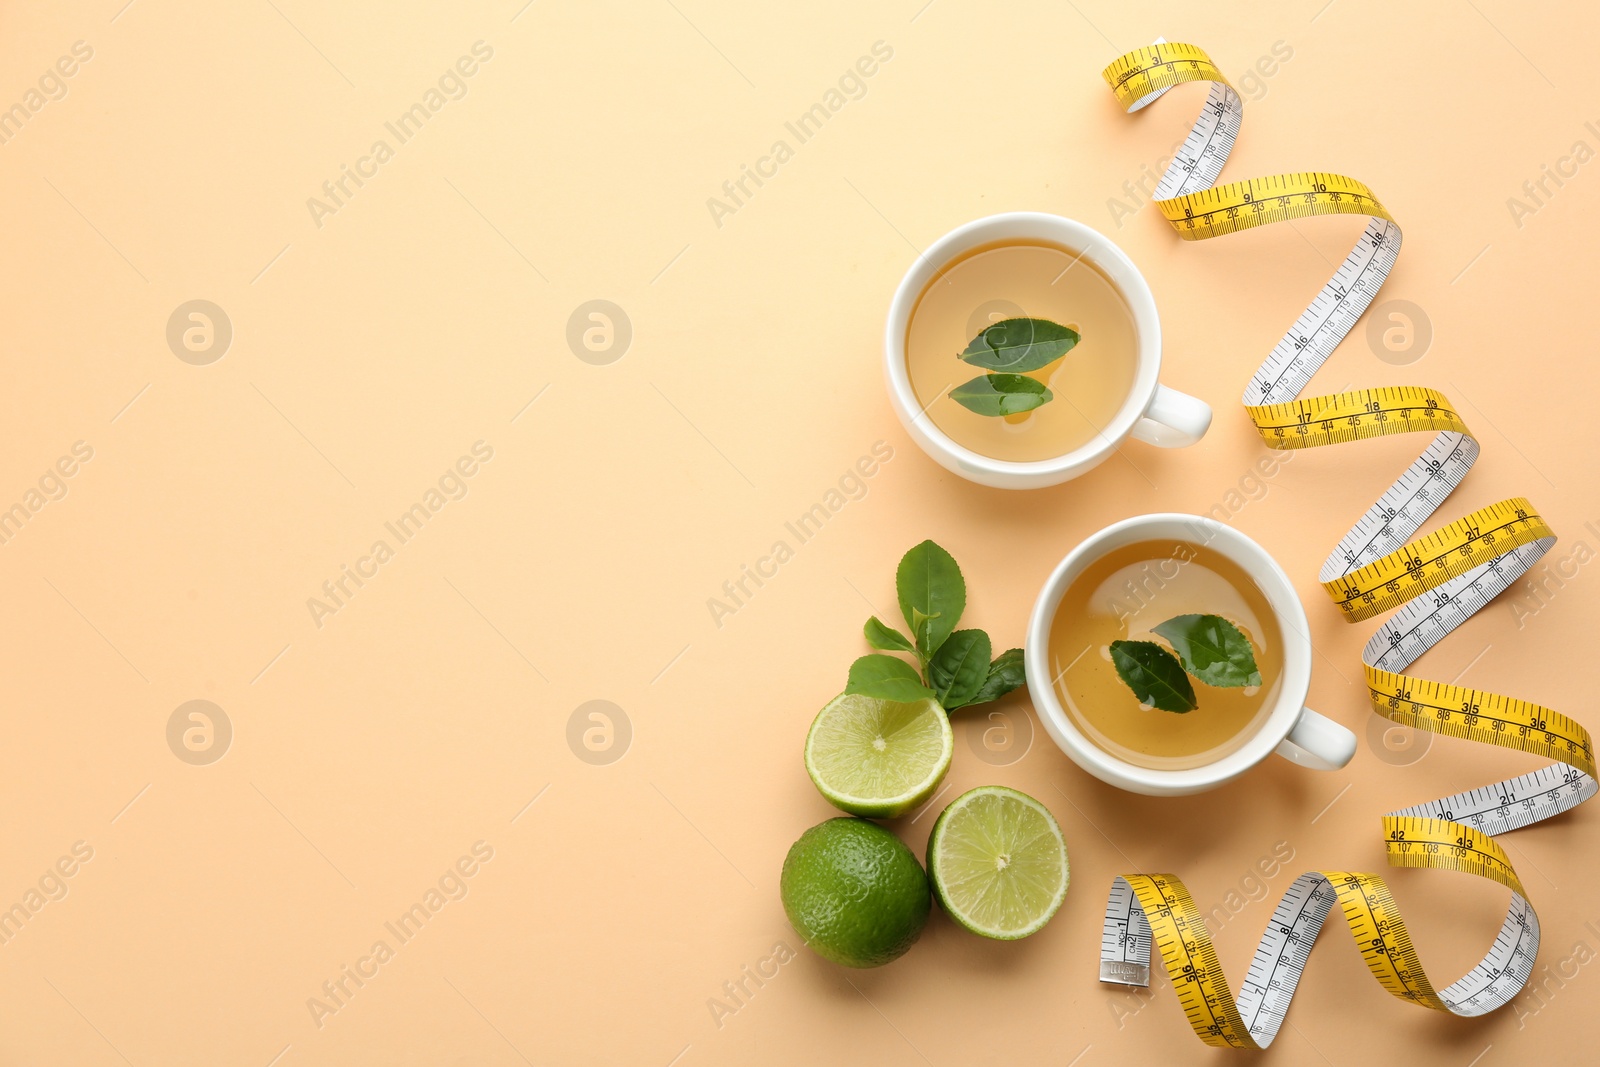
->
[1024,513,1315,793]
[883,211,1163,479]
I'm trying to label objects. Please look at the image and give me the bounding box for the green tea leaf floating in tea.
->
[1109,640,1198,713]
[960,317,1079,373]
[1151,613,1262,689]
[947,317,1077,418]
[949,373,1053,417]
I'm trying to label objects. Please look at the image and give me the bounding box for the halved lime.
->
[927,785,1069,939]
[804,693,953,819]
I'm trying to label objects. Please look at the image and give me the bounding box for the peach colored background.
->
[2,1,1596,1064]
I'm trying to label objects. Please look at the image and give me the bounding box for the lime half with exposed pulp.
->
[804,693,952,819]
[927,785,1069,939]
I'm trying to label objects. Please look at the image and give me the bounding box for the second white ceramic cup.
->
[884,212,1212,490]
[1024,513,1357,796]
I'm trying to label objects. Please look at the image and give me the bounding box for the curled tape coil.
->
[1095,41,1596,1048]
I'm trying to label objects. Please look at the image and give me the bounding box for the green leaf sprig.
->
[846,540,1027,713]
[1109,614,1261,714]
[949,317,1079,417]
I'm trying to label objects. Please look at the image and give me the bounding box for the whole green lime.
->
[780,817,931,968]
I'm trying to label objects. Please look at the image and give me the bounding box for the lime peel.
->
[780,818,931,968]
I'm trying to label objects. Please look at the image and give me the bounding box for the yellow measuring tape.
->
[1095,41,1596,1047]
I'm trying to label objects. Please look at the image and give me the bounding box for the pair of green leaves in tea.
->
[1109,615,1261,714]
[845,540,1026,713]
[950,317,1079,417]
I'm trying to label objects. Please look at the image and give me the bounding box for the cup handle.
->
[1129,384,1212,448]
[1275,707,1357,771]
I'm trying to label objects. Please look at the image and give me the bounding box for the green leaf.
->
[1151,614,1262,689]
[928,629,991,711]
[863,616,914,653]
[949,373,1053,417]
[967,647,1026,707]
[1109,640,1197,713]
[896,541,965,659]
[844,654,936,703]
[959,317,1080,372]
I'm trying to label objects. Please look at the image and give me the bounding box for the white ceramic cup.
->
[884,212,1213,490]
[1024,513,1356,796]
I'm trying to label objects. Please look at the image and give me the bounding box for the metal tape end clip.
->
[1100,961,1151,987]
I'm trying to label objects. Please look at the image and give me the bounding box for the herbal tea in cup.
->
[905,240,1137,463]
[883,213,1212,490]
[1047,539,1282,771]
[1025,514,1356,796]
